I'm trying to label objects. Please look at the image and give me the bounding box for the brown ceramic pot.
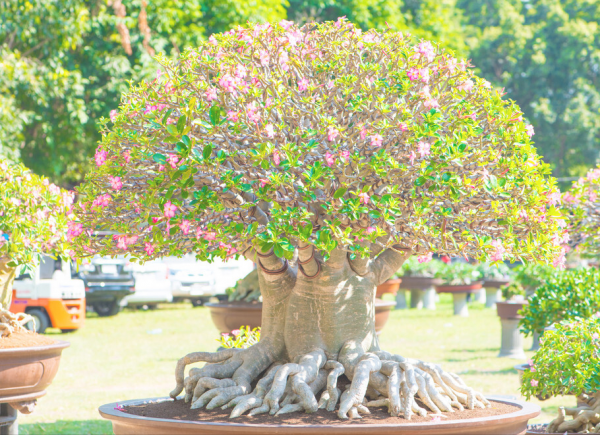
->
[207,300,395,335]
[0,340,69,403]
[435,282,483,293]
[496,301,527,320]
[99,397,540,435]
[398,276,442,291]
[376,279,402,298]
[483,279,510,289]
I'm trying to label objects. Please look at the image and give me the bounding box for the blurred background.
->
[1,0,599,190]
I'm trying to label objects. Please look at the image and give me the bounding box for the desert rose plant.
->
[521,317,600,433]
[73,19,565,420]
[563,165,600,254]
[0,160,76,337]
[396,255,443,278]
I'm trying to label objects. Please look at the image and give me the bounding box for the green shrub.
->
[435,262,482,286]
[397,256,443,278]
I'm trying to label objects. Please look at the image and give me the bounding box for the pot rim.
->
[0,339,70,355]
[99,397,540,432]
[205,302,262,310]
[435,282,483,293]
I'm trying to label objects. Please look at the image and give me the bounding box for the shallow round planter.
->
[376,279,402,298]
[0,340,70,403]
[483,279,510,289]
[435,283,483,317]
[399,276,442,291]
[496,301,527,320]
[99,397,540,435]
[207,300,395,335]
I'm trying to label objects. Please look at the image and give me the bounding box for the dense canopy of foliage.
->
[73,20,564,266]
[563,165,600,254]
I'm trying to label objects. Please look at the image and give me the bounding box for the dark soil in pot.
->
[125,397,520,426]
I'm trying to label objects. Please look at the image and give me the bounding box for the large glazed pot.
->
[99,397,540,435]
[207,300,395,335]
[0,340,69,403]
[376,279,402,298]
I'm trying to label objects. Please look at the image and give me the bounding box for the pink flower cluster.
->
[95,149,108,167]
[92,194,111,208]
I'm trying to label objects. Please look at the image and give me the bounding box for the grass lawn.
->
[20,294,564,434]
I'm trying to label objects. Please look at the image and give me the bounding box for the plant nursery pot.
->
[483,279,510,289]
[205,302,262,334]
[399,276,442,291]
[376,279,402,298]
[496,301,527,320]
[0,339,69,403]
[435,282,483,293]
[207,300,395,335]
[99,397,540,435]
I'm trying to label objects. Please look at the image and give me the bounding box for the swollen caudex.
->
[0,308,36,338]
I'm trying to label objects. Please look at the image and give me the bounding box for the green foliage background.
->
[1,0,599,185]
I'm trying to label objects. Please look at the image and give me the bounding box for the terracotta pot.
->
[0,340,69,403]
[205,302,262,334]
[207,300,395,335]
[435,282,483,293]
[376,279,402,298]
[398,276,442,291]
[483,279,510,289]
[496,301,527,320]
[99,397,540,435]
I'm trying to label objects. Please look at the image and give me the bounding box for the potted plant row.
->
[478,262,512,308]
[72,19,564,434]
[396,255,443,309]
[434,262,483,316]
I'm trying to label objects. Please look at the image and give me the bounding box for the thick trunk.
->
[171,247,490,419]
[0,258,16,310]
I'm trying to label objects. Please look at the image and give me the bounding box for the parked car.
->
[121,261,173,309]
[74,257,135,316]
[170,265,219,306]
[11,256,86,333]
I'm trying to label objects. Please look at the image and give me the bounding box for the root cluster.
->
[0,308,35,338]
[170,347,490,420]
[547,392,600,433]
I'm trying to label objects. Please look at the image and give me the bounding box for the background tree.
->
[458,0,600,180]
[74,20,564,420]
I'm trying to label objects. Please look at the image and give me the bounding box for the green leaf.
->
[153,153,166,165]
[181,135,191,147]
[415,177,426,186]
[334,187,347,199]
[177,115,187,134]
[203,144,213,160]
[209,105,221,126]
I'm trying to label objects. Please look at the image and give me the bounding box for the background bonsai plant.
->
[520,268,600,338]
[563,165,600,254]
[73,19,566,420]
[0,159,76,337]
[521,316,600,433]
[396,255,443,279]
[477,262,511,282]
[435,261,482,286]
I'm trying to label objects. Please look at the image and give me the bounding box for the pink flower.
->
[457,80,474,92]
[122,150,131,164]
[298,77,309,92]
[164,201,177,219]
[518,209,528,221]
[358,192,370,205]
[365,226,376,234]
[399,122,408,131]
[95,149,108,167]
[180,220,191,235]
[327,126,339,141]
[144,242,155,256]
[110,110,118,122]
[167,154,179,169]
[287,30,302,47]
[116,236,128,250]
[219,74,237,93]
[227,111,239,122]
[530,379,538,387]
[593,333,599,340]
[490,239,506,262]
[360,125,368,140]
[264,124,275,138]
[109,176,123,191]
[417,41,435,62]
[209,35,217,45]
[92,194,111,208]
[546,191,561,205]
[371,134,383,147]
[259,50,270,66]
[278,50,289,71]
[246,102,261,124]
[279,19,294,30]
[273,149,281,165]
[234,64,247,79]
[340,150,350,161]
[259,179,269,187]
[528,359,534,367]
[204,232,216,241]
[423,98,440,109]
[418,252,433,263]
[325,152,335,167]
[231,329,241,336]
[67,222,83,240]
[205,87,218,101]
[525,124,535,137]
[417,141,430,158]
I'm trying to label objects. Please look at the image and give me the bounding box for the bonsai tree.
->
[0,159,76,337]
[520,268,600,337]
[477,262,511,281]
[563,165,600,254]
[435,262,482,286]
[73,20,565,420]
[521,317,600,433]
[226,268,260,302]
[396,255,443,278]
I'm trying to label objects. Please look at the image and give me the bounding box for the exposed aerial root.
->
[171,346,490,421]
[0,308,35,337]
[547,392,600,433]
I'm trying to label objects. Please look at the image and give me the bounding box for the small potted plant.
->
[478,262,512,308]
[435,262,483,316]
[521,317,600,434]
[397,255,443,309]
[0,160,75,428]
